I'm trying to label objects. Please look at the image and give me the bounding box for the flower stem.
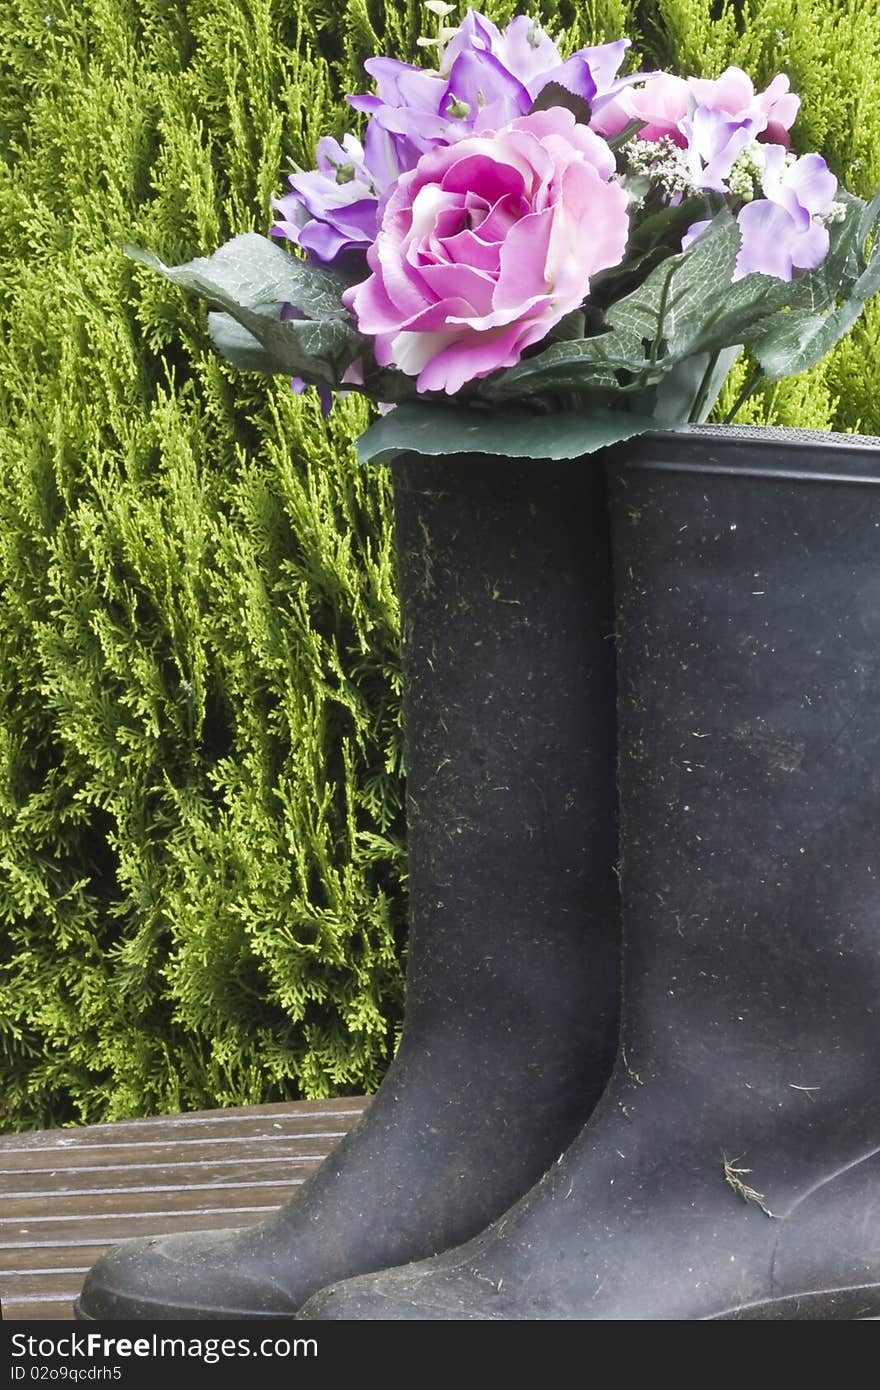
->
[724,367,764,424]
[688,349,722,423]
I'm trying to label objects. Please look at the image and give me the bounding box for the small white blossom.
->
[625,136,697,198]
[728,143,763,203]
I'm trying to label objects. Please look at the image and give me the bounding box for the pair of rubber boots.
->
[77,426,880,1321]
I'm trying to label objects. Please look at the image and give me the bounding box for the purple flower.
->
[682,145,837,281]
[343,108,629,394]
[681,103,766,192]
[270,127,417,264]
[490,13,563,87]
[675,67,801,196]
[348,11,632,153]
[733,146,837,280]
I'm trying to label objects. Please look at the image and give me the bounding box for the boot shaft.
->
[391,452,619,1055]
[608,426,880,1160]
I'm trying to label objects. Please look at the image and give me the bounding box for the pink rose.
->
[343,108,629,395]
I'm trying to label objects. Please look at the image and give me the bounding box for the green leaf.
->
[606,214,751,360]
[613,196,711,267]
[858,186,880,250]
[629,346,743,425]
[356,401,657,466]
[127,236,360,384]
[476,336,649,401]
[206,310,356,379]
[481,214,744,403]
[126,232,352,321]
[207,313,283,372]
[478,196,875,409]
[788,189,866,309]
[604,199,872,369]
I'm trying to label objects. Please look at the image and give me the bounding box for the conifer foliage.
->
[1,1,878,1128]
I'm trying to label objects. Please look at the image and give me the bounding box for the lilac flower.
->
[592,71,690,145]
[733,146,838,280]
[490,13,563,87]
[683,144,838,281]
[676,67,801,196]
[681,103,766,192]
[271,127,416,264]
[598,64,800,152]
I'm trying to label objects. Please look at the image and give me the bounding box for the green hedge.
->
[2,0,878,1130]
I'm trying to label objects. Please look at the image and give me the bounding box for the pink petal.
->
[439,151,527,203]
[390,329,463,379]
[346,270,403,335]
[417,261,496,315]
[547,168,629,299]
[415,321,533,394]
[441,227,503,273]
[477,194,527,241]
[376,228,436,314]
[430,206,470,243]
[408,183,460,243]
[492,208,554,314]
[448,291,552,332]
[395,295,478,334]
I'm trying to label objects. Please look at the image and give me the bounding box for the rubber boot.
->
[74,450,620,1319]
[300,424,880,1321]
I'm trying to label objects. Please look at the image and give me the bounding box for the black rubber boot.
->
[300,425,880,1321]
[74,451,620,1319]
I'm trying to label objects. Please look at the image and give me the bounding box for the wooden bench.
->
[0,1097,366,1320]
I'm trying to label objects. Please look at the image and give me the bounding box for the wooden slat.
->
[0,1099,365,1152]
[4,1296,84,1320]
[0,1139,347,1176]
[1,1153,341,1194]
[1,1207,276,1249]
[0,1098,365,1321]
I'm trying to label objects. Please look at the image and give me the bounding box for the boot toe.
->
[75,1228,300,1320]
[299,1261,500,1321]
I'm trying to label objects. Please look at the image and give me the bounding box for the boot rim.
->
[611,422,880,485]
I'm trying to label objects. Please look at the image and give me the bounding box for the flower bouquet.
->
[128,5,880,461]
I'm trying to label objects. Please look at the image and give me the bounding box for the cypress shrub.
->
[1,0,878,1130]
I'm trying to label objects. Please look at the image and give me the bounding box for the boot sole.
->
[709,1285,880,1320]
[72,1297,287,1321]
[74,1288,880,1321]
